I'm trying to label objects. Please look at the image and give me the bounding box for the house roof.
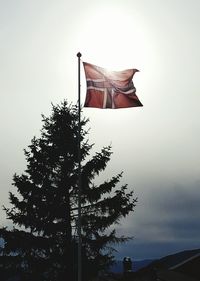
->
[170,253,200,280]
[170,253,200,270]
[132,249,200,281]
[157,269,199,281]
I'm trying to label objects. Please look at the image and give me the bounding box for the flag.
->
[83,62,143,109]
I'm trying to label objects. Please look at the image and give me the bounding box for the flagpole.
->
[77,52,82,281]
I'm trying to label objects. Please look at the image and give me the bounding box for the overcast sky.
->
[0,0,200,260]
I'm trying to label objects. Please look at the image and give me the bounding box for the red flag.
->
[83,62,143,109]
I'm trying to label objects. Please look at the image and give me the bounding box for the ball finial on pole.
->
[77,52,82,58]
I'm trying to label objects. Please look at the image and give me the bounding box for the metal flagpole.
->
[77,52,82,281]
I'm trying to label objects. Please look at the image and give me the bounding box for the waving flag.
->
[83,62,143,109]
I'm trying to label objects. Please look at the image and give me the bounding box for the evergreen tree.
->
[0,101,137,281]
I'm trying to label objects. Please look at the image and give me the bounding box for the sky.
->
[0,0,200,261]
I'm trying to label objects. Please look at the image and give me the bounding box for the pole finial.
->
[77,52,82,58]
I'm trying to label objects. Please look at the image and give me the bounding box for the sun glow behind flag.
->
[83,62,143,109]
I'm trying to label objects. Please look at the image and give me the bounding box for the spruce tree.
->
[0,101,137,281]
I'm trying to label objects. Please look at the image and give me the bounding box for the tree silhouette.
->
[0,101,137,281]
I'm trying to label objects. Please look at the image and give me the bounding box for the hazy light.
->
[74,4,150,70]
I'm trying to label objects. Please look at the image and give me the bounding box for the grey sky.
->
[0,0,200,260]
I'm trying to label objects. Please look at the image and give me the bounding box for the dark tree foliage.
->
[0,101,137,281]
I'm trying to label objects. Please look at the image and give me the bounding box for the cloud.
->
[114,180,200,259]
[150,181,200,239]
